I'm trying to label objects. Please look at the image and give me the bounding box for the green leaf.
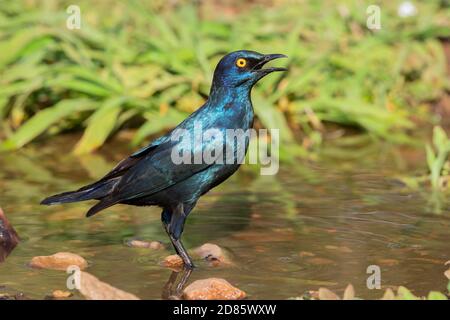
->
[252,91,294,144]
[433,126,448,151]
[427,291,447,300]
[132,109,187,146]
[397,286,419,300]
[0,96,8,119]
[425,144,436,172]
[73,97,124,155]
[0,99,94,151]
[0,28,45,68]
[48,77,115,97]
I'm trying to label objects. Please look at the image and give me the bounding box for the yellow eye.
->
[236,58,247,68]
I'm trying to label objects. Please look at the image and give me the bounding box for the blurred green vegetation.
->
[0,0,449,157]
[399,125,450,204]
[426,126,450,189]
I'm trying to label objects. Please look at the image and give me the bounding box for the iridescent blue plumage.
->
[41,50,287,268]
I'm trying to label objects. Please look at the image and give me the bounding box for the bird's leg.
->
[161,205,195,269]
[169,235,194,269]
[163,222,195,269]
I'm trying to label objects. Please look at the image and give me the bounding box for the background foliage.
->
[0,0,449,158]
[0,1,450,299]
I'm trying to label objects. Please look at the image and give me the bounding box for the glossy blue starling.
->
[41,50,287,268]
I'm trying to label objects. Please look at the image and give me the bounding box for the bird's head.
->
[211,50,287,90]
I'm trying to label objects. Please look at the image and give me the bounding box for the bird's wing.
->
[79,104,208,200]
[84,136,219,217]
[101,137,168,181]
[75,137,168,194]
[106,131,225,202]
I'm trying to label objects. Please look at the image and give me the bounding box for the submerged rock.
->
[79,272,139,300]
[0,293,10,300]
[299,251,315,258]
[52,290,72,299]
[193,243,232,266]
[0,208,19,263]
[13,292,28,300]
[0,291,30,300]
[163,254,184,270]
[325,245,353,253]
[30,252,88,271]
[183,278,246,300]
[127,239,164,250]
[0,291,28,300]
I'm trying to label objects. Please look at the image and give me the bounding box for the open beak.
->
[252,53,288,74]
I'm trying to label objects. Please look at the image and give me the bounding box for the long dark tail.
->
[41,179,118,207]
[85,196,118,217]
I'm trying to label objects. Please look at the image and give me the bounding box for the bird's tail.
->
[40,179,118,206]
[85,196,118,218]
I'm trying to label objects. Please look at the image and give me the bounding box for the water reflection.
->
[162,269,193,300]
[0,241,17,264]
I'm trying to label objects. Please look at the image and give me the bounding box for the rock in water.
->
[193,243,232,266]
[183,278,246,300]
[127,239,164,250]
[52,290,72,299]
[30,252,88,270]
[163,254,185,271]
[79,272,140,300]
[0,208,20,263]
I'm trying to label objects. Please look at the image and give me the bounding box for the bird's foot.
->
[183,261,195,270]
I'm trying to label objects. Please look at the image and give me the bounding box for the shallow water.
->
[0,135,449,299]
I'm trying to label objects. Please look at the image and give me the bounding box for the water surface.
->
[0,135,448,299]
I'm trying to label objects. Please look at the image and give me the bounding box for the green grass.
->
[0,0,449,155]
[399,125,450,198]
